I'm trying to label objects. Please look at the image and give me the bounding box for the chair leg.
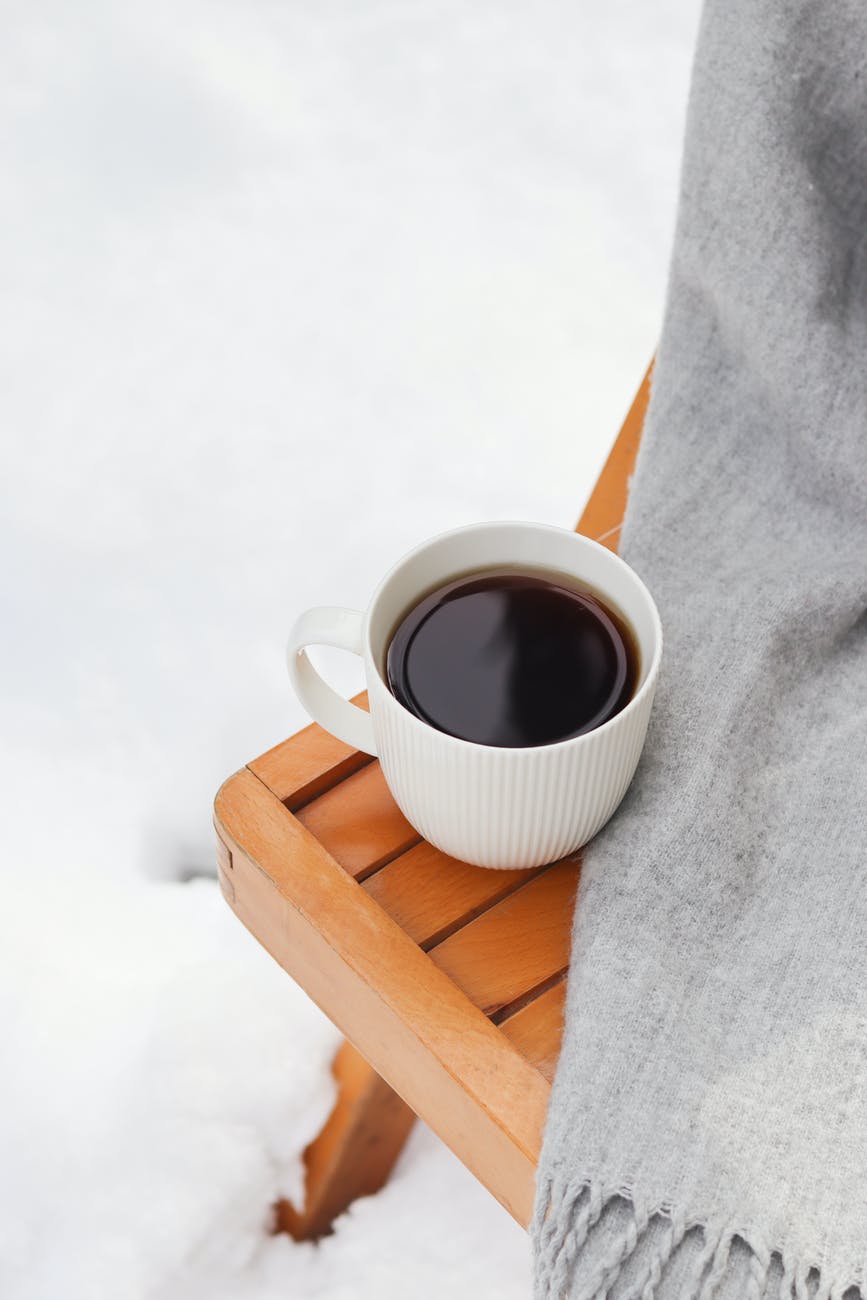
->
[276,1038,417,1241]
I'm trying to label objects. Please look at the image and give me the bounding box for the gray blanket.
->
[533,1,867,1296]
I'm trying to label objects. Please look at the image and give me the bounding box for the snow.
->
[0,0,698,1295]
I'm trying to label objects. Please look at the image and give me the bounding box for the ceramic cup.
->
[287,522,662,869]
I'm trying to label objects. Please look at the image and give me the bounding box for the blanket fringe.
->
[531,1176,862,1300]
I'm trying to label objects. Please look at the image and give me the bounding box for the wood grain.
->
[500,978,568,1084]
[363,841,539,948]
[249,693,372,808]
[215,768,550,1227]
[428,859,580,1018]
[277,1039,416,1241]
[295,762,419,879]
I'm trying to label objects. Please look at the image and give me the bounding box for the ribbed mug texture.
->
[370,668,657,869]
[289,523,662,870]
[362,523,663,870]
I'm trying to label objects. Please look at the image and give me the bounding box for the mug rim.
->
[363,520,663,757]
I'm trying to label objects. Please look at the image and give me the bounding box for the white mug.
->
[287,522,662,869]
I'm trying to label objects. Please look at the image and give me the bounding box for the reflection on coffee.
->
[386,567,638,748]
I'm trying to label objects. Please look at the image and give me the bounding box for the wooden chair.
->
[213,368,651,1241]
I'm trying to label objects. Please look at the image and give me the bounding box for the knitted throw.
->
[533,0,867,1296]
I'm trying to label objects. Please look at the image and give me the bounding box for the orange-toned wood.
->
[214,768,550,1227]
[215,363,650,1240]
[296,762,419,879]
[363,842,538,948]
[576,362,652,550]
[277,1039,417,1241]
[500,978,568,1084]
[249,693,371,808]
[428,859,580,1018]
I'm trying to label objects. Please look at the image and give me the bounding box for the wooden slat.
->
[427,859,580,1018]
[500,978,568,1084]
[295,762,419,879]
[363,841,539,948]
[277,1039,416,1240]
[249,693,371,808]
[576,363,652,552]
[214,767,549,1227]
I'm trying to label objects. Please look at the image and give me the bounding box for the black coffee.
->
[386,567,638,748]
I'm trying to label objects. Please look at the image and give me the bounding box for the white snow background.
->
[0,1,699,1295]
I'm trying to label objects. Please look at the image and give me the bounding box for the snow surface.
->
[1,0,699,1295]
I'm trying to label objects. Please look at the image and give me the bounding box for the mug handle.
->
[287,607,378,755]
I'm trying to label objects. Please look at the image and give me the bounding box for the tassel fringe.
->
[532,1177,864,1300]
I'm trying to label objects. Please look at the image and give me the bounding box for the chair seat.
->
[215,715,566,1226]
[214,366,651,1231]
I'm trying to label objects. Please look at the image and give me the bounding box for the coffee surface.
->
[386,568,637,748]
